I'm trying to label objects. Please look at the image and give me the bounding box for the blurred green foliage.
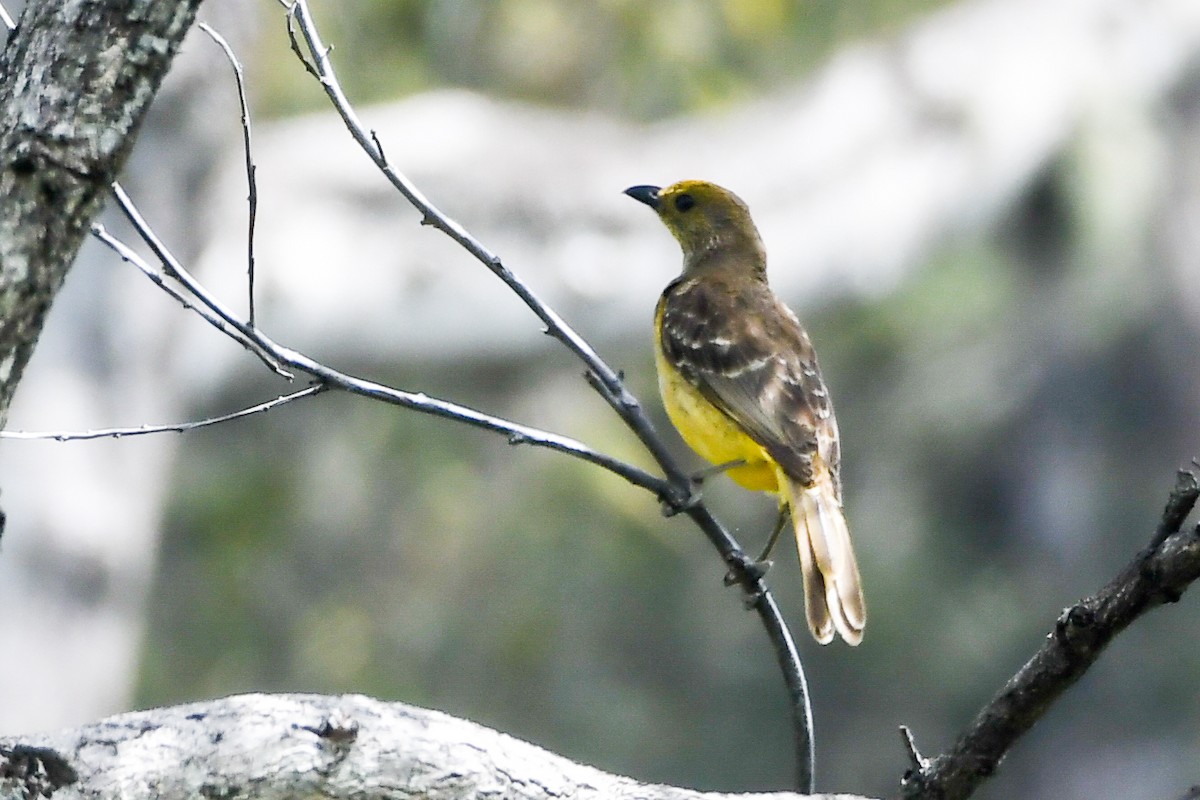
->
[254,0,950,119]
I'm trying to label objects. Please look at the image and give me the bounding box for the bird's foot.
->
[659,484,703,517]
[723,557,773,597]
[690,458,745,485]
[661,459,746,517]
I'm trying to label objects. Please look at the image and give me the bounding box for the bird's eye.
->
[674,194,695,212]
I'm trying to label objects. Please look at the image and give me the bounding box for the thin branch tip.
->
[0,386,326,442]
[197,19,259,327]
[369,130,387,162]
[1153,465,1200,548]
[899,725,928,774]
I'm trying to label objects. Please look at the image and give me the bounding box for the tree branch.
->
[0,0,204,425]
[0,384,325,441]
[0,693,871,800]
[282,2,816,787]
[901,469,1200,800]
[88,200,669,497]
[197,21,260,329]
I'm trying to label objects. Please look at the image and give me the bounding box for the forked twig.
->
[88,208,669,497]
[108,184,291,379]
[90,222,279,374]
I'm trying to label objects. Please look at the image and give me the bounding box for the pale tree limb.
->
[900,469,1200,800]
[0,694,869,800]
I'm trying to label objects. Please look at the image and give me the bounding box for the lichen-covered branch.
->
[0,693,872,800]
[0,0,203,424]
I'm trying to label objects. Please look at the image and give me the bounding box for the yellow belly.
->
[654,342,780,493]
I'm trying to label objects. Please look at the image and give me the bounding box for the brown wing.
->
[660,274,841,494]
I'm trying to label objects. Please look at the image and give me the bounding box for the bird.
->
[625,180,865,645]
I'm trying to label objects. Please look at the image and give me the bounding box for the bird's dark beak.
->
[624,185,662,210]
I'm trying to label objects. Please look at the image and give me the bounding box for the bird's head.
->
[624,180,765,271]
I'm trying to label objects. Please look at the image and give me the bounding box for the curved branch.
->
[282,1,688,497]
[901,469,1200,800]
[282,2,815,788]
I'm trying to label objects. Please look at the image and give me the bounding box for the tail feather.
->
[792,504,835,644]
[781,467,865,645]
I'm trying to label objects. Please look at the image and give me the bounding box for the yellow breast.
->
[654,307,779,493]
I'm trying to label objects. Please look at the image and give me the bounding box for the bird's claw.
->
[659,484,703,517]
[723,559,773,603]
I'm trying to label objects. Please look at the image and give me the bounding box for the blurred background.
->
[3,0,1200,798]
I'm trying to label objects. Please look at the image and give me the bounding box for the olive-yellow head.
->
[624,180,766,273]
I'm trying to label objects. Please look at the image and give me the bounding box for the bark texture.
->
[0,693,873,800]
[0,0,204,424]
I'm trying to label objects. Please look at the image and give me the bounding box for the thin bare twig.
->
[89,205,668,498]
[197,22,258,327]
[900,467,1200,800]
[0,2,15,33]
[107,183,290,379]
[281,0,692,500]
[89,223,272,367]
[899,725,927,777]
[282,0,815,790]
[0,385,326,441]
